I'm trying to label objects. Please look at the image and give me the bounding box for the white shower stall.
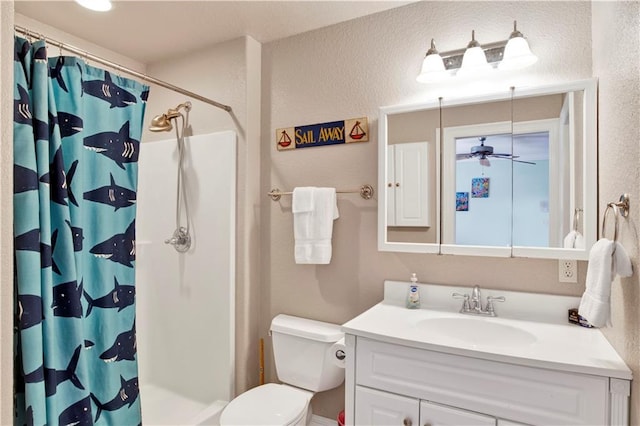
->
[135,131,236,425]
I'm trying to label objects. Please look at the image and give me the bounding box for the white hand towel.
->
[578,238,632,327]
[563,230,585,249]
[293,187,339,264]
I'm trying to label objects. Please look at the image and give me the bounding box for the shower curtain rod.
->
[14,25,232,113]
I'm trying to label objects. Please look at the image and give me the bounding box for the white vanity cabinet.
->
[355,386,418,425]
[355,386,497,426]
[386,142,429,227]
[343,282,632,426]
[346,336,629,426]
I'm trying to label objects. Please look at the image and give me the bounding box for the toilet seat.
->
[220,383,313,426]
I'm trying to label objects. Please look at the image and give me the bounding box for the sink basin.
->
[415,317,537,348]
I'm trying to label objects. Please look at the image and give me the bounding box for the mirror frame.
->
[378,79,597,260]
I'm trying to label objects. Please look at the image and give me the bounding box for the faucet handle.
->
[486,296,505,315]
[452,293,471,312]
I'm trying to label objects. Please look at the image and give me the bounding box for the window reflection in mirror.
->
[454,133,514,247]
[441,96,512,250]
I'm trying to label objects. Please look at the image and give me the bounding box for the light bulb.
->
[457,31,492,77]
[75,0,112,12]
[499,21,538,70]
[416,39,449,83]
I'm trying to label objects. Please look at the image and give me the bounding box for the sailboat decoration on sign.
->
[278,130,292,149]
[349,120,366,141]
[346,118,369,143]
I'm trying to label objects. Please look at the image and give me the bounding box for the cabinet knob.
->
[388,183,393,187]
[395,182,400,187]
[403,418,412,426]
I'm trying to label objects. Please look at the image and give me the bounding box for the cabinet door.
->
[355,386,419,426]
[420,401,496,426]
[388,142,430,227]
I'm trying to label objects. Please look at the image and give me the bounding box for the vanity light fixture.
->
[457,30,492,77]
[75,0,112,12]
[498,21,538,70]
[416,21,537,83]
[416,39,449,83]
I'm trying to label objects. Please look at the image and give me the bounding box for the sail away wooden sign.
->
[276,117,369,151]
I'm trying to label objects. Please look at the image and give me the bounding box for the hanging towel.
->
[578,238,633,327]
[293,187,339,264]
[563,230,585,249]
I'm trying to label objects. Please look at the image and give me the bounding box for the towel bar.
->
[267,185,374,202]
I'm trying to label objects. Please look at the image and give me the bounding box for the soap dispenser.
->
[406,273,421,309]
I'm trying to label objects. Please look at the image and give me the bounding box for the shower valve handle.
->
[165,227,191,253]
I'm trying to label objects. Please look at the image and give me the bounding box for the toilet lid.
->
[220,383,311,425]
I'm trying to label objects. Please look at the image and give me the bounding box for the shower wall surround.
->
[136,131,235,415]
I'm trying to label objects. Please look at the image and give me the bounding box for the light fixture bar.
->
[440,40,508,71]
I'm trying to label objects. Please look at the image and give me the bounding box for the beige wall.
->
[262,1,598,419]
[592,0,640,422]
[0,2,15,423]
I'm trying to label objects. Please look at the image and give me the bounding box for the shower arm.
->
[165,102,192,120]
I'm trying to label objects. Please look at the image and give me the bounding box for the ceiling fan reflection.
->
[456,137,535,166]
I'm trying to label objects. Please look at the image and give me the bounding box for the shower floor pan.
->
[141,384,227,425]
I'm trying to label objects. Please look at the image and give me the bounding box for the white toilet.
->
[220,314,345,426]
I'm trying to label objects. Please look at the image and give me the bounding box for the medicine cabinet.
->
[377,79,597,259]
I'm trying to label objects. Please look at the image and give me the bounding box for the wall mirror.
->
[377,79,597,259]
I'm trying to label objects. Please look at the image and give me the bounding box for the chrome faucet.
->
[452,285,505,317]
[470,285,482,313]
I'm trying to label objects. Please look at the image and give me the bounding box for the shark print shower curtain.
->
[13,37,148,425]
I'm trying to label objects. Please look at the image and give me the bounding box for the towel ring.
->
[602,204,619,241]
[573,208,582,232]
[601,194,630,241]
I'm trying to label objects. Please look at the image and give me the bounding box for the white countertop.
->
[342,281,632,380]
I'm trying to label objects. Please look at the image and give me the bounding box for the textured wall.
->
[592,1,640,423]
[262,1,594,418]
[0,2,15,423]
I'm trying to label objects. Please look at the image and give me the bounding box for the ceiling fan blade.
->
[491,153,519,158]
[513,159,536,165]
[456,153,472,160]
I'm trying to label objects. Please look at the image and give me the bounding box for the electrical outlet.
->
[558,259,577,283]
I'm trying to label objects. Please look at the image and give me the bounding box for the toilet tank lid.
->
[270,314,343,342]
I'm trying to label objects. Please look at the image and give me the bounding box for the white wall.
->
[262,1,593,418]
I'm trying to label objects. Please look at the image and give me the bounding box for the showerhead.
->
[149,101,192,132]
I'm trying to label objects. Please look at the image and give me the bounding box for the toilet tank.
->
[270,314,345,392]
